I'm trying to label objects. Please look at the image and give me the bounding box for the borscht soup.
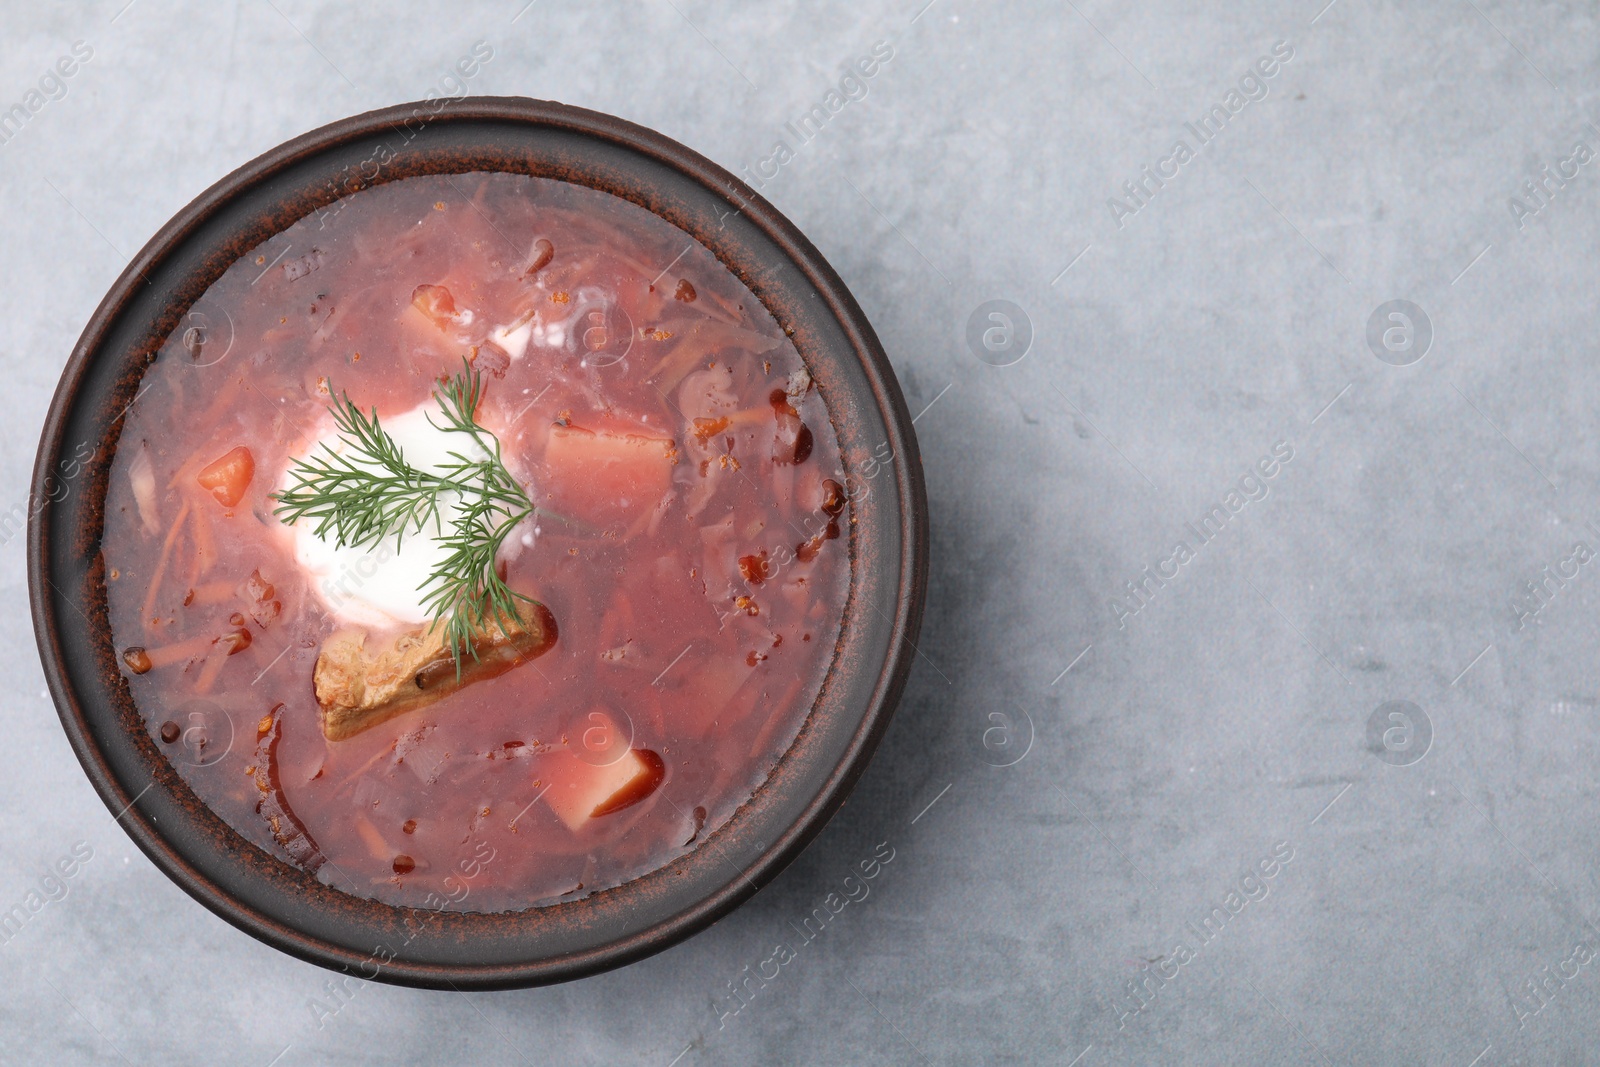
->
[102,172,850,913]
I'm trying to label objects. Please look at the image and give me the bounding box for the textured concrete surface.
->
[4,1,1600,1063]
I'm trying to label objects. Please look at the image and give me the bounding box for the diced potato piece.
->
[542,423,673,528]
[543,748,665,831]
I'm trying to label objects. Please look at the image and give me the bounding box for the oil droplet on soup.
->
[103,173,852,911]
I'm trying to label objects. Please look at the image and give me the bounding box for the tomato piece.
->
[196,446,254,507]
[542,423,674,528]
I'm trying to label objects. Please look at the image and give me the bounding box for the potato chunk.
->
[314,602,556,741]
[541,423,674,528]
[543,748,665,831]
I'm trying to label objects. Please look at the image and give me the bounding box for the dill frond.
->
[273,359,538,674]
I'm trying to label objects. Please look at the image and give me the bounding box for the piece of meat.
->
[314,601,557,742]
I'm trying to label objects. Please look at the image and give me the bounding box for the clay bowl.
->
[29,98,927,988]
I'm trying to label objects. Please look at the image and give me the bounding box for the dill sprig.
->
[417,366,537,666]
[271,393,451,550]
[273,360,537,672]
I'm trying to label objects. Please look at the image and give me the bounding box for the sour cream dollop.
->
[287,402,505,631]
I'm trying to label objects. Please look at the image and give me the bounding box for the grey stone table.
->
[2,1,1596,1063]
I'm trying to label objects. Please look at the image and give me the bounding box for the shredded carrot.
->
[335,737,402,794]
[770,461,796,524]
[186,580,236,606]
[353,816,391,862]
[646,490,672,538]
[165,449,206,491]
[191,643,231,694]
[187,497,218,583]
[141,499,192,633]
[611,249,665,286]
[647,337,703,391]
[726,405,774,428]
[650,321,782,392]
[196,375,244,429]
[142,631,217,670]
[697,285,747,327]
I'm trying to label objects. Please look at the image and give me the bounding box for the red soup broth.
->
[103,172,851,912]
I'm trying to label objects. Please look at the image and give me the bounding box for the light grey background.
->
[2,0,1598,1063]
